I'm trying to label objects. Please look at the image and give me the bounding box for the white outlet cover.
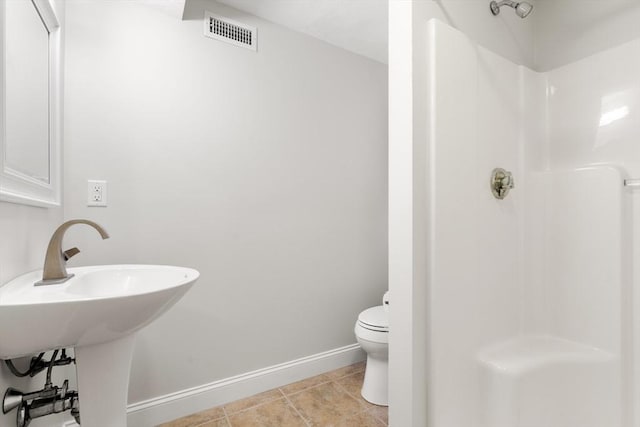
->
[87,180,107,207]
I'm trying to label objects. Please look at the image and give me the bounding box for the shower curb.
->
[63,343,364,426]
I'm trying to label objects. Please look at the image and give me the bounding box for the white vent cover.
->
[204,11,257,51]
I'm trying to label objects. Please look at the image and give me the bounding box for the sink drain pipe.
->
[2,349,80,427]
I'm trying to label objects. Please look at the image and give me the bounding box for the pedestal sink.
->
[0,265,199,426]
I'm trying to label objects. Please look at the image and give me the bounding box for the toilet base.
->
[361,356,388,406]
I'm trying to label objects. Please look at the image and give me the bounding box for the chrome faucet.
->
[35,219,110,286]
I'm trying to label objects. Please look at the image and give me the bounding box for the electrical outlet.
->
[87,180,107,207]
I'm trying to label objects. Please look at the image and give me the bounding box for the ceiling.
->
[215,0,388,64]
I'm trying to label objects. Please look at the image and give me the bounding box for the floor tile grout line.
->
[332,378,370,409]
[224,393,285,418]
[222,406,232,427]
[324,365,365,382]
[331,368,390,421]
[280,378,333,398]
[336,380,389,425]
[189,415,227,427]
[280,388,312,427]
[366,406,389,426]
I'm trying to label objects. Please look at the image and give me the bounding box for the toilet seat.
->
[357,306,389,333]
[354,302,389,406]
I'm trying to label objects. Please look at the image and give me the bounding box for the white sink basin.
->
[0,264,199,426]
[0,264,199,359]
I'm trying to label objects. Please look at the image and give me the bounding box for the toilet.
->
[354,292,389,406]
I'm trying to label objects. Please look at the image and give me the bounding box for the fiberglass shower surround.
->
[423,19,635,427]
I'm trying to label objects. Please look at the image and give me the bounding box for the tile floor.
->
[159,362,388,427]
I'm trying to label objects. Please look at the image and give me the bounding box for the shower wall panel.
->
[489,166,626,427]
[425,20,538,427]
[425,19,629,427]
[546,37,640,427]
[546,38,640,174]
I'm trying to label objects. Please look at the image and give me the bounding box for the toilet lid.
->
[358,306,388,331]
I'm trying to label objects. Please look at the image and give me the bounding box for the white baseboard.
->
[119,343,363,426]
[60,344,364,427]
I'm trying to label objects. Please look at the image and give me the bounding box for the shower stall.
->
[389,5,640,427]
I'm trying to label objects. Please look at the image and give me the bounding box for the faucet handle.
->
[490,168,515,200]
[63,248,80,262]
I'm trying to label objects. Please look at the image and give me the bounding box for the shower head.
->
[515,2,533,18]
[490,0,533,18]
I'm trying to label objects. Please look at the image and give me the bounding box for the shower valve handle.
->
[491,168,515,199]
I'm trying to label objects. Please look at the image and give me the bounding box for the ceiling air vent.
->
[204,11,257,52]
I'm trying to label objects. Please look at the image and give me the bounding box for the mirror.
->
[6,0,50,183]
[0,0,61,207]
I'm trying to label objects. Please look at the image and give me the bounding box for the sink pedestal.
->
[0,265,199,426]
[75,334,136,426]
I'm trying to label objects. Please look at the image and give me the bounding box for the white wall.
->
[533,1,640,71]
[63,0,387,411]
[415,0,536,69]
[405,1,640,73]
[0,204,61,285]
[387,2,428,426]
[422,0,640,72]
